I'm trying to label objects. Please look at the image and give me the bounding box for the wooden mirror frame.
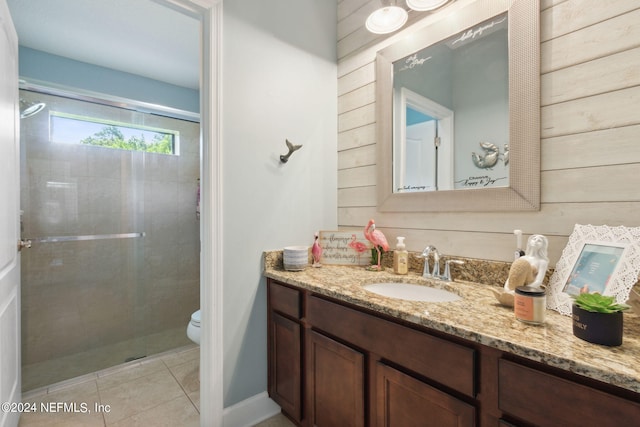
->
[376,0,540,212]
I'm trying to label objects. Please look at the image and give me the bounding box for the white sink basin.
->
[363,282,461,302]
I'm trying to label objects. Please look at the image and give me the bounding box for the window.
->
[50,112,179,155]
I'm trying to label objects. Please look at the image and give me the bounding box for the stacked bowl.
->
[283,246,309,271]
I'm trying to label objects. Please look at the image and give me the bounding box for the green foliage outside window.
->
[80,125,174,154]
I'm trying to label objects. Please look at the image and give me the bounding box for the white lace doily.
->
[546,224,640,316]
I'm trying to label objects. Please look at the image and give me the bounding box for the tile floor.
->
[22,327,191,391]
[18,344,295,427]
[19,345,200,427]
[254,413,296,427]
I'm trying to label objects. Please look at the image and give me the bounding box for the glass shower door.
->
[19,89,200,391]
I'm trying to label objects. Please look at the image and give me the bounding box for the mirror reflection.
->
[393,13,509,193]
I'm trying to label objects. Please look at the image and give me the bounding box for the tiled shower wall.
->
[19,90,200,390]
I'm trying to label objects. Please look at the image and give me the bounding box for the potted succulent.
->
[572,293,630,346]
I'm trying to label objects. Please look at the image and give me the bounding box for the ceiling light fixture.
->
[365,0,453,34]
[406,0,451,12]
[365,0,408,34]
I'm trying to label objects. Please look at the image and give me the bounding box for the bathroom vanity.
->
[264,253,640,426]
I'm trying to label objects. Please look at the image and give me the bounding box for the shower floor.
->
[22,327,190,392]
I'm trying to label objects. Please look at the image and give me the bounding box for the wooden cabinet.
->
[306,295,476,398]
[376,362,475,427]
[268,282,302,423]
[269,312,301,420]
[498,359,640,427]
[267,279,640,426]
[267,279,476,426]
[306,330,365,427]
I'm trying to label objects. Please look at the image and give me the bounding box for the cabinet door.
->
[307,330,365,427]
[269,312,301,421]
[376,363,475,427]
[499,359,640,427]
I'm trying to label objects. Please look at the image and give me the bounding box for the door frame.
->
[7,0,223,424]
[186,0,224,425]
[0,0,21,426]
[155,0,224,425]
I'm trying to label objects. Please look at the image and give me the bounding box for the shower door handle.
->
[23,232,146,244]
[18,239,32,252]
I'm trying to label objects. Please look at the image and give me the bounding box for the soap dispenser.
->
[393,237,409,275]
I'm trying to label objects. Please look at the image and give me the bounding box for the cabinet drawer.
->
[307,295,476,397]
[269,280,301,319]
[499,359,640,426]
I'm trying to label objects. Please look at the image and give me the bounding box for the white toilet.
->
[187,309,201,345]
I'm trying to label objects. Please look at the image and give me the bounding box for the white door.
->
[0,1,21,427]
[405,120,437,191]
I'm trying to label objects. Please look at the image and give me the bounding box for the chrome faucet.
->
[422,246,465,281]
[443,259,465,282]
[421,246,441,278]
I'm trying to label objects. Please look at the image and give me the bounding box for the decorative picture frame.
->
[547,224,640,316]
[318,230,372,266]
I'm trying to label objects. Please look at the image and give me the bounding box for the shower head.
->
[19,98,46,119]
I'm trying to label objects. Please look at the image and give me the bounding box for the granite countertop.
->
[263,251,640,394]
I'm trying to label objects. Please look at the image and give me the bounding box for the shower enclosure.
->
[19,89,200,391]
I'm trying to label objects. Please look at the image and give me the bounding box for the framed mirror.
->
[376,0,540,212]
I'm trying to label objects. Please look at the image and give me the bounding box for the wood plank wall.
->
[337,0,640,266]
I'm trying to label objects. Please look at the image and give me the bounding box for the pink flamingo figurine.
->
[364,219,389,270]
[312,231,322,267]
[348,234,369,264]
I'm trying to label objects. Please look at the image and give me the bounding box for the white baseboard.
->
[223,391,282,427]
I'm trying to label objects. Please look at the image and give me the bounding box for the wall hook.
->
[279,139,302,163]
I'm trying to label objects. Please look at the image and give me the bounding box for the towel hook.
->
[279,139,302,163]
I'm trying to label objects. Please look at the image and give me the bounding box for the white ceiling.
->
[7,0,200,89]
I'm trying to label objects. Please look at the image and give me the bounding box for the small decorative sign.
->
[455,175,507,188]
[318,231,372,266]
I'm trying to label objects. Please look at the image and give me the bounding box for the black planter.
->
[572,304,623,346]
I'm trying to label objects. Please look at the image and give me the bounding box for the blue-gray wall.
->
[19,46,199,113]
[222,0,338,408]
